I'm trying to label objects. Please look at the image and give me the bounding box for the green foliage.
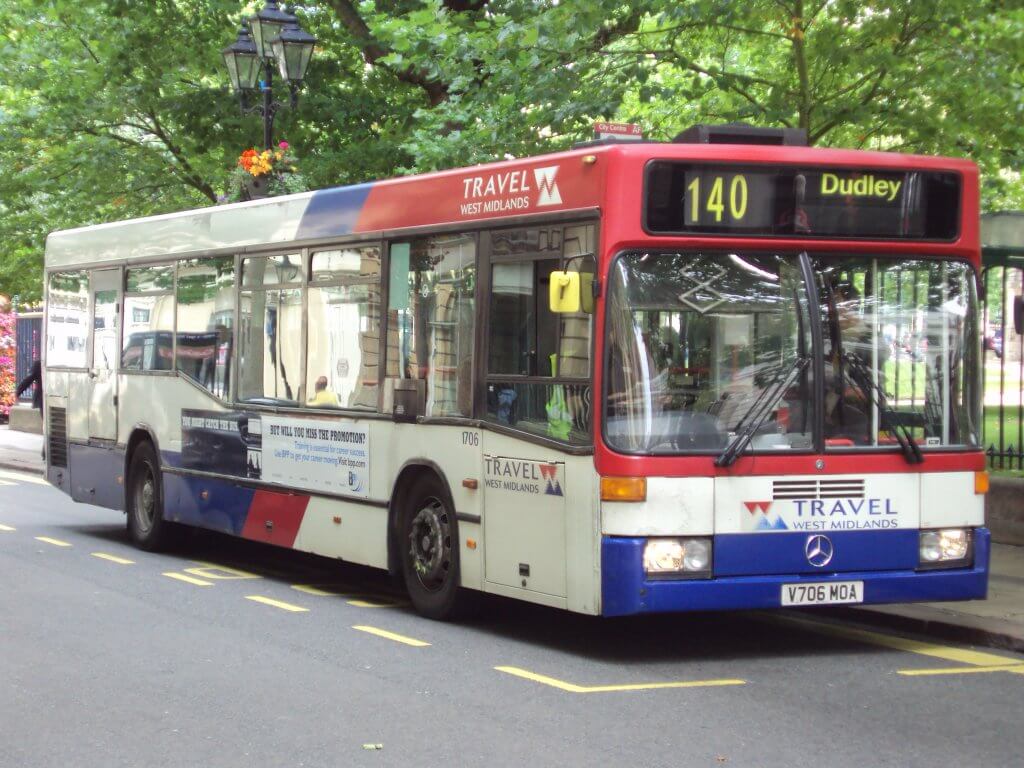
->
[616,1,1024,211]
[1,0,1021,303]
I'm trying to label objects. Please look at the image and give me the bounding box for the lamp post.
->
[221,2,316,150]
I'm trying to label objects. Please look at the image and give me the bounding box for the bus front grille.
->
[773,478,865,500]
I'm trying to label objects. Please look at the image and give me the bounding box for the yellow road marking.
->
[770,613,1022,667]
[353,625,430,647]
[185,563,260,580]
[92,552,135,565]
[291,584,340,597]
[35,536,71,547]
[163,571,213,586]
[495,666,745,693]
[245,595,309,612]
[291,584,402,608]
[347,598,400,608]
[0,523,15,532]
[0,469,49,486]
[898,663,1024,677]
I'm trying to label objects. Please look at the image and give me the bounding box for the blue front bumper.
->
[600,527,990,617]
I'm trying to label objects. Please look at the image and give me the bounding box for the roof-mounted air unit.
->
[673,123,807,146]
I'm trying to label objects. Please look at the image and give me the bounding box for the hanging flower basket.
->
[223,141,308,203]
[243,174,270,200]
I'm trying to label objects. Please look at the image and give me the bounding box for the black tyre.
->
[399,474,464,620]
[126,441,175,551]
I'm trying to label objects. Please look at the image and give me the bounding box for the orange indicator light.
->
[600,476,647,502]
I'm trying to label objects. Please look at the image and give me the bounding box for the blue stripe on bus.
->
[713,529,921,577]
[600,528,990,617]
[295,183,375,240]
[160,451,183,469]
[68,442,125,511]
[162,472,256,536]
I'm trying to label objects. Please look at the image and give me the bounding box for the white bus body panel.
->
[920,472,984,528]
[602,477,714,536]
[715,474,920,534]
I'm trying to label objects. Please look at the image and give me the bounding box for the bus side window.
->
[238,254,302,405]
[485,224,594,444]
[176,257,235,399]
[387,234,476,418]
[306,245,382,411]
[123,264,174,372]
[46,271,89,369]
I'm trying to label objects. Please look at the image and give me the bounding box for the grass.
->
[983,405,1024,477]
[879,358,1023,476]
[981,358,1023,476]
[883,358,927,402]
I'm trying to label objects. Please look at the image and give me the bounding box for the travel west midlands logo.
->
[743,500,788,530]
[539,463,563,497]
[533,166,562,206]
[483,456,563,497]
[458,164,562,217]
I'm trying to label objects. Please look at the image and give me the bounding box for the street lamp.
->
[222,25,260,92]
[271,22,317,84]
[221,2,316,150]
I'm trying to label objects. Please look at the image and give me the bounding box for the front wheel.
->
[126,441,175,551]
[399,474,465,620]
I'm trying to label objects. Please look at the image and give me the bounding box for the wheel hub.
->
[408,499,450,589]
[136,471,155,531]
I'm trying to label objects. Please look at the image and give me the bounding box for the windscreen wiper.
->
[715,356,809,468]
[840,352,924,464]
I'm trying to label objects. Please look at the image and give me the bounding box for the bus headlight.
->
[643,537,712,579]
[918,529,972,569]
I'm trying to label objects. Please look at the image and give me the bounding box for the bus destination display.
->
[645,162,961,239]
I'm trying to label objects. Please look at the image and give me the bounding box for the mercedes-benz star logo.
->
[805,534,834,568]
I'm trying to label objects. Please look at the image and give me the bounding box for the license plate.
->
[781,581,864,606]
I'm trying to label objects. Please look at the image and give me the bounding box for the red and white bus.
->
[43,124,988,618]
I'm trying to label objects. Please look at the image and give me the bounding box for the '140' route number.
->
[687,174,748,224]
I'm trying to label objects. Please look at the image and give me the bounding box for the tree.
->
[612,1,1023,209]
[1,1,1021,304]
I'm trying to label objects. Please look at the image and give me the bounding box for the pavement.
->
[2,423,1022,654]
[0,424,45,475]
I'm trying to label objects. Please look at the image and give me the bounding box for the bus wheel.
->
[400,474,463,620]
[127,441,174,551]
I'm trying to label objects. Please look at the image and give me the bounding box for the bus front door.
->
[482,444,568,600]
[87,269,120,442]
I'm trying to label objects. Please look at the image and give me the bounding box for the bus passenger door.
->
[482,444,567,599]
[88,269,120,442]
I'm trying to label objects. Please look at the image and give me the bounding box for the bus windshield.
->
[815,256,980,451]
[604,251,980,455]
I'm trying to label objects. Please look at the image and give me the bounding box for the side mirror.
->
[579,272,595,314]
[1014,295,1023,336]
[549,271,581,313]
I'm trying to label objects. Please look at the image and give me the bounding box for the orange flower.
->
[238,148,260,173]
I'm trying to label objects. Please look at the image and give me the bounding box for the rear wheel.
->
[126,441,174,551]
[399,474,465,620]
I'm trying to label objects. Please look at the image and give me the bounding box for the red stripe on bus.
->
[352,152,604,233]
[593,448,985,477]
[240,490,310,548]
